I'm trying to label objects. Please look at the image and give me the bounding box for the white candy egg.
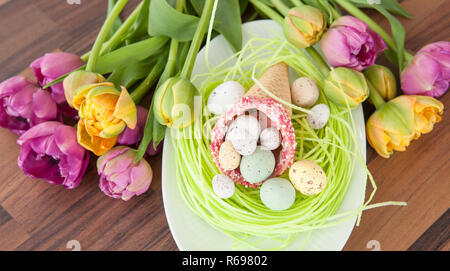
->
[260,178,296,211]
[307,104,330,129]
[207,81,245,115]
[291,77,320,108]
[259,127,281,150]
[228,115,261,140]
[212,174,235,199]
[226,128,258,156]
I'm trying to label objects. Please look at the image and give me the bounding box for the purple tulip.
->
[30,52,84,116]
[321,16,387,71]
[17,121,90,189]
[401,41,450,98]
[0,76,59,135]
[97,146,153,201]
[117,105,163,156]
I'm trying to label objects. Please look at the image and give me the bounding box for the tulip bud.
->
[63,70,105,108]
[153,77,200,129]
[364,65,397,101]
[283,6,327,49]
[323,67,369,109]
[97,146,152,201]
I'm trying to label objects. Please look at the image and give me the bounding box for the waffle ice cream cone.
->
[245,62,292,116]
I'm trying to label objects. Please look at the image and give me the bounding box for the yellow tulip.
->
[366,95,443,158]
[73,82,137,156]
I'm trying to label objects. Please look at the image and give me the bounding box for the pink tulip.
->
[30,52,84,116]
[117,105,163,156]
[0,76,59,135]
[97,146,153,201]
[401,41,450,98]
[17,121,90,189]
[321,16,387,71]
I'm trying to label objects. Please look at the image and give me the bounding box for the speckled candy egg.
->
[207,81,246,115]
[306,104,330,129]
[259,127,281,150]
[289,160,327,196]
[240,147,275,184]
[218,141,241,170]
[291,77,319,108]
[212,174,235,199]
[260,178,296,211]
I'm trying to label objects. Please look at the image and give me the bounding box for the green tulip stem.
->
[290,0,303,6]
[305,47,330,77]
[81,1,143,62]
[130,57,166,104]
[270,0,290,16]
[250,0,284,25]
[86,0,128,72]
[180,0,215,79]
[368,81,386,109]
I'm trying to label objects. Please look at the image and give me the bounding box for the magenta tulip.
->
[97,146,153,201]
[401,41,450,98]
[117,105,163,156]
[30,52,84,116]
[321,16,387,71]
[0,76,59,135]
[17,121,90,189]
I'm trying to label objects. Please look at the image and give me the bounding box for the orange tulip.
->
[366,95,443,158]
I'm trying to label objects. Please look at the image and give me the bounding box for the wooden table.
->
[0,0,448,251]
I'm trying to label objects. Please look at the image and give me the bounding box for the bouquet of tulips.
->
[0,0,447,200]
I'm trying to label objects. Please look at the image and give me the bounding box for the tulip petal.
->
[32,89,58,120]
[0,76,31,98]
[77,119,117,156]
[113,86,137,129]
[401,53,441,95]
[97,146,129,174]
[99,121,126,139]
[366,116,391,158]
[72,82,114,110]
[127,160,152,193]
[17,121,60,145]
[38,53,84,79]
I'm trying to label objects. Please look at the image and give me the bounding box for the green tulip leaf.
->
[190,0,243,52]
[148,0,200,41]
[373,6,406,71]
[123,0,151,43]
[349,0,412,19]
[96,36,169,74]
[108,59,156,89]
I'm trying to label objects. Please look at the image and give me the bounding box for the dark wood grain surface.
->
[0,0,448,251]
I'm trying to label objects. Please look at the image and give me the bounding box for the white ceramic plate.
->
[162,20,367,251]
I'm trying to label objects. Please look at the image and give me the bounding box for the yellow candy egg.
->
[218,141,241,170]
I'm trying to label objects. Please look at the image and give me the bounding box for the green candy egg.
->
[240,147,275,184]
[260,178,296,211]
